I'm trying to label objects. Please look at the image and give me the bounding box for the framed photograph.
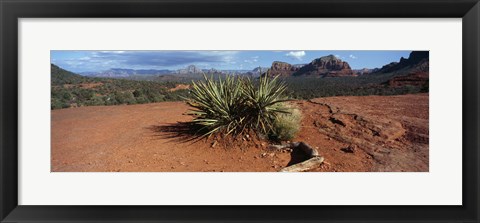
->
[1,0,479,222]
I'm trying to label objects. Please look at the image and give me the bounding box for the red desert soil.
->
[51,94,428,172]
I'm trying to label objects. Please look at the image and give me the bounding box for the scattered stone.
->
[341,144,357,153]
[280,157,325,172]
[128,160,133,163]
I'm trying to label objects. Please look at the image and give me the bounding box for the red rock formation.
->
[388,72,429,87]
[264,61,299,77]
[294,55,354,77]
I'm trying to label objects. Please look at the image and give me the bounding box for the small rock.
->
[341,144,357,153]
[261,153,267,157]
[128,160,133,163]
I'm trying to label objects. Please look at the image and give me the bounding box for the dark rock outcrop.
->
[377,51,430,88]
[376,51,429,74]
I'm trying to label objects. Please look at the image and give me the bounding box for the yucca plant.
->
[186,75,248,137]
[242,75,291,134]
[185,74,292,139]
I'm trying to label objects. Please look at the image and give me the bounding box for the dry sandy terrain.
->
[51,94,428,172]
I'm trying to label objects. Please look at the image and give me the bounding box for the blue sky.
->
[51,50,412,73]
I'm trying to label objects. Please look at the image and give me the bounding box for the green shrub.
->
[186,75,291,139]
[270,103,302,141]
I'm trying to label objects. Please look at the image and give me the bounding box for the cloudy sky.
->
[51,50,412,72]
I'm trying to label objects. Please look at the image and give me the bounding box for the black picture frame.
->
[1,0,479,222]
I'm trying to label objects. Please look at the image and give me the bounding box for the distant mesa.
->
[176,65,204,75]
[264,61,300,77]
[82,68,172,77]
[353,68,378,76]
[264,55,354,78]
[81,64,207,78]
[294,55,354,77]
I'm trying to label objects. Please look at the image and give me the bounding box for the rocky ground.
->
[51,94,428,172]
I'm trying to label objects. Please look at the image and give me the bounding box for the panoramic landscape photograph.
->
[51,50,429,172]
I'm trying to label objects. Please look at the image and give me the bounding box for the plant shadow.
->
[146,122,205,144]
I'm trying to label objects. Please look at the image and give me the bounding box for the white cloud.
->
[243,56,259,64]
[99,51,125,54]
[349,54,357,59]
[285,51,306,60]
